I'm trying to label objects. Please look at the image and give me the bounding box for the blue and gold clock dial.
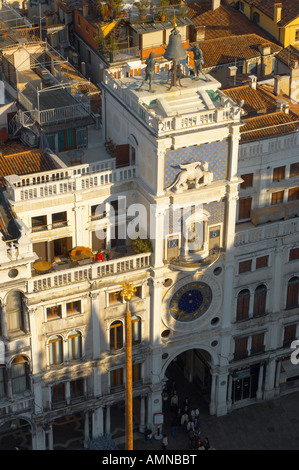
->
[169,282,212,322]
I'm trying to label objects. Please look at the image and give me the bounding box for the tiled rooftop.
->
[0,145,58,188]
[222,84,278,115]
[276,45,299,67]
[247,0,299,27]
[240,111,299,142]
[198,33,281,68]
[187,1,277,41]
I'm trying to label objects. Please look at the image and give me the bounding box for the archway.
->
[0,418,32,450]
[162,347,216,416]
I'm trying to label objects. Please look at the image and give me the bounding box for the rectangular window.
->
[238,197,252,220]
[271,190,284,205]
[51,383,65,404]
[109,291,122,304]
[240,173,253,189]
[234,336,248,360]
[70,379,84,399]
[31,215,47,232]
[133,363,142,382]
[91,204,107,219]
[273,166,285,182]
[66,300,81,315]
[283,324,297,347]
[238,259,252,274]
[251,333,264,355]
[256,255,268,269]
[52,211,67,228]
[288,187,299,201]
[47,305,62,319]
[289,248,299,261]
[290,162,299,178]
[110,368,124,388]
[68,333,82,361]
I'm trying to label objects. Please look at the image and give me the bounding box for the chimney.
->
[248,75,257,89]
[274,75,281,95]
[211,0,221,10]
[274,3,282,23]
[82,1,88,17]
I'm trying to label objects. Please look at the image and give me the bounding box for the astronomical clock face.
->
[169,282,212,322]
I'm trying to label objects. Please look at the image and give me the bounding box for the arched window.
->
[286,277,299,309]
[68,330,82,361]
[6,291,24,333]
[110,321,123,351]
[49,335,63,365]
[236,289,250,321]
[253,284,267,316]
[132,316,141,345]
[11,356,29,394]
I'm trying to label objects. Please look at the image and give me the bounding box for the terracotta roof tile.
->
[222,84,278,115]
[197,33,281,68]
[187,2,277,41]
[0,147,57,188]
[276,45,299,67]
[247,0,299,27]
[240,111,299,142]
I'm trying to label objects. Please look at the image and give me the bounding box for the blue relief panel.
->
[204,200,225,226]
[164,140,229,189]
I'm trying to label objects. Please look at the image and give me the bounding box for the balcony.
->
[5,161,136,203]
[234,217,299,247]
[28,251,151,293]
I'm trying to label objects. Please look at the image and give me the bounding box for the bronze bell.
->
[164,27,187,62]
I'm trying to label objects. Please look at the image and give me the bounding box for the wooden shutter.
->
[283,324,297,347]
[251,332,264,354]
[253,285,267,316]
[236,290,250,321]
[234,336,248,359]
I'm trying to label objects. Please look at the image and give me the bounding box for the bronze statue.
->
[138,52,156,91]
[190,44,207,81]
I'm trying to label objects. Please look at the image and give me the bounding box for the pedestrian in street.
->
[162,434,168,450]
[188,429,195,450]
[170,392,179,409]
[181,411,188,428]
[203,437,210,450]
[171,416,178,437]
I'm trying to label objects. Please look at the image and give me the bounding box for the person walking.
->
[162,434,168,450]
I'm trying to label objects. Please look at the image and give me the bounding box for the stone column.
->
[274,360,281,396]
[0,300,8,339]
[263,359,276,400]
[89,291,101,359]
[92,407,104,439]
[139,395,146,433]
[84,411,90,448]
[105,405,111,435]
[215,371,229,416]
[227,373,233,411]
[209,372,217,415]
[256,363,264,400]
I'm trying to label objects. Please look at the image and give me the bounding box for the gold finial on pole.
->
[121,282,136,302]
[173,15,177,29]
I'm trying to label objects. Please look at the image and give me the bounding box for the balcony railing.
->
[5,163,136,202]
[27,252,151,293]
[234,218,299,246]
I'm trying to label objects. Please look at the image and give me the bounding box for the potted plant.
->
[157,0,169,21]
[136,0,149,20]
[130,236,152,254]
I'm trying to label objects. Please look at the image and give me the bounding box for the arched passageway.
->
[0,418,32,450]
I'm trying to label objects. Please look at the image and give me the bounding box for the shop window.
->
[0,366,6,398]
[253,284,267,316]
[236,289,250,321]
[11,356,29,394]
[286,277,299,309]
[49,335,63,365]
[238,259,252,274]
[110,321,123,351]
